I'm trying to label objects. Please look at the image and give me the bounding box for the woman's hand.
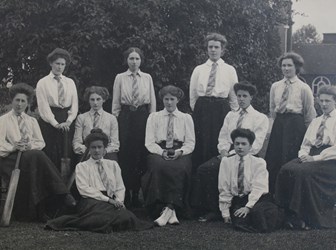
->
[169,150,183,160]
[299,155,314,163]
[223,216,231,224]
[56,121,72,131]
[108,198,125,209]
[14,139,31,152]
[162,150,171,161]
[234,207,250,218]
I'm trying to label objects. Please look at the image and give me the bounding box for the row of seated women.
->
[0,33,335,233]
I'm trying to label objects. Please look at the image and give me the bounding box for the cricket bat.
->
[0,151,22,227]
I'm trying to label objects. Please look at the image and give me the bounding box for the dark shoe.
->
[63,194,77,207]
[285,216,306,230]
[198,212,221,222]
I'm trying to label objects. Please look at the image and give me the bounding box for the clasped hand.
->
[108,198,125,209]
[299,154,314,163]
[14,138,31,152]
[56,121,72,132]
[162,150,182,161]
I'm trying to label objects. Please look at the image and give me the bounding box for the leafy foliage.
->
[293,24,321,46]
[0,0,288,113]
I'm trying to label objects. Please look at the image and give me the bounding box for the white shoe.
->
[154,207,173,227]
[168,209,179,225]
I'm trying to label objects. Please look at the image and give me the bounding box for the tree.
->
[293,24,321,45]
[0,0,288,113]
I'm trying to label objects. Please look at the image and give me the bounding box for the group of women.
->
[1,32,335,233]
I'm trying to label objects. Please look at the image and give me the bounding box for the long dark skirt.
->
[39,107,75,171]
[0,150,68,221]
[192,97,230,171]
[265,113,306,193]
[274,147,336,228]
[118,105,149,192]
[142,154,192,217]
[230,194,283,233]
[46,198,153,233]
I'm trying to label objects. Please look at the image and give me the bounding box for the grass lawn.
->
[0,218,336,250]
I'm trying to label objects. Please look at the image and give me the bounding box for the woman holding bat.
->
[0,83,76,222]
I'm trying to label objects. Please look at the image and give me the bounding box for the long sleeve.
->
[66,80,79,124]
[178,114,195,155]
[313,146,336,161]
[106,115,119,153]
[269,84,276,119]
[0,116,15,157]
[30,118,45,150]
[112,74,122,117]
[72,115,86,154]
[148,75,156,113]
[75,163,110,202]
[301,86,316,127]
[189,66,200,111]
[145,113,164,155]
[246,159,269,209]
[217,113,232,154]
[250,114,269,155]
[111,162,125,202]
[218,157,233,218]
[298,123,315,157]
[228,72,239,111]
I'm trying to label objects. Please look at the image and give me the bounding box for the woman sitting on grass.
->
[46,129,152,233]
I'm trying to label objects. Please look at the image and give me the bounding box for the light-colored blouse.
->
[145,108,195,156]
[0,110,45,157]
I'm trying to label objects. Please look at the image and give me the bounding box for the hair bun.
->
[90,128,103,134]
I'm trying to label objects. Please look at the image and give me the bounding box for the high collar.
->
[205,58,224,66]
[89,109,103,116]
[126,69,142,76]
[163,108,179,116]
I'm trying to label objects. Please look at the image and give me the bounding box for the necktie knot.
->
[285,79,291,85]
[54,75,61,81]
[239,109,246,115]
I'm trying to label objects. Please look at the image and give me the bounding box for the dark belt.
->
[276,112,302,117]
[158,140,183,150]
[198,96,227,103]
[121,104,149,112]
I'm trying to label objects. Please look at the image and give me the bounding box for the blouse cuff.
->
[313,155,322,161]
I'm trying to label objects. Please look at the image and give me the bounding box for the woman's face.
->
[319,93,336,115]
[12,93,29,115]
[50,57,66,76]
[163,93,179,113]
[207,40,223,62]
[89,140,105,160]
[127,52,141,72]
[281,58,296,79]
[89,93,104,111]
[236,90,252,110]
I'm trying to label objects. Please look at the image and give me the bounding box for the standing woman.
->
[112,47,156,207]
[0,83,76,221]
[73,86,119,161]
[265,52,316,193]
[190,33,239,169]
[142,85,195,226]
[36,48,78,170]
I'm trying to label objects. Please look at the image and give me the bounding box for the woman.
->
[46,129,152,233]
[142,85,195,226]
[112,47,156,207]
[0,83,76,221]
[275,85,336,229]
[73,86,119,161]
[265,52,316,193]
[36,48,78,170]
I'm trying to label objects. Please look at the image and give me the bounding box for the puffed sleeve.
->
[269,84,276,119]
[0,115,15,157]
[228,68,239,111]
[112,74,122,117]
[189,66,200,111]
[301,85,316,127]
[217,113,233,154]
[111,161,125,202]
[66,78,79,124]
[178,114,195,155]
[106,114,119,153]
[148,75,156,113]
[250,114,269,155]
[145,113,164,155]
[218,157,233,218]
[29,117,45,150]
[72,115,86,154]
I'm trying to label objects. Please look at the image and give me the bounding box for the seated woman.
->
[73,86,119,161]
[275,85,336,229]
[0,83,76,221]
[46,129,152,233]
[142,85,195,226]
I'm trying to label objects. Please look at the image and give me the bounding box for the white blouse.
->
[145,108,195,156]
[0,110,45,157]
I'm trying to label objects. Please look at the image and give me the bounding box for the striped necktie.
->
[166,113,174,149]
[277,80,291,113]
[205,62,218,96]
[54,75,65,107]
[315,114,329,147]
[93,111,100,128]
[17,114,29,140]
[236,109,247,128]
[237,156,244,196]
[96,160,113,198]
[132,73,140,107]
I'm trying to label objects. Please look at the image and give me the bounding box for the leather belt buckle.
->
[129,106,137,111]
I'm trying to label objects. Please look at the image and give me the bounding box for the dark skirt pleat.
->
[0,150,68,221]
[265,113,306,193]
[118,105,149,192]
[275,158,336,228]
[46,198,153,233]
[142,154,192,210]
[38,107,75,171]
[192,97,230,170]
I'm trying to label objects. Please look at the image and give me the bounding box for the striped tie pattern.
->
[93,111,100,128]
[205,63,218,96]
[132,73,139,107]
[236,109,247,128]
[55,76,65,107]
[97,160,113,198]
[166,113,174,149]
[315,114,329,147]
[277,80,291,113]
[17,115,28,140]
[237,157,244,196]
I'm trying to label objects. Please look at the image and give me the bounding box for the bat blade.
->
[0,169,20,227]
